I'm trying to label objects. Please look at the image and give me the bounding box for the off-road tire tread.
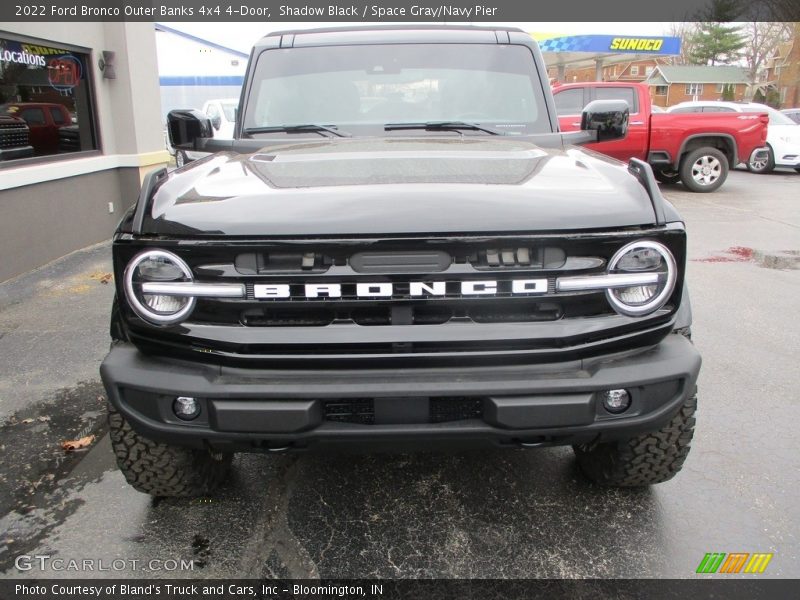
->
[574,394,697,487]
[108,402,231,497]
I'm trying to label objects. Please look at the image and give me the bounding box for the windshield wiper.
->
[384,121,503,136]
[243,124,351,138]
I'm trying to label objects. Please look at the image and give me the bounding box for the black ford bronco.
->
[101,26,701,497]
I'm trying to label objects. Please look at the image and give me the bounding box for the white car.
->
[173,98,239,168]
[667,101,800,173]
[782,108,800,125]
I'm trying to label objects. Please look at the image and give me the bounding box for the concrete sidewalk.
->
[0,242,114,420]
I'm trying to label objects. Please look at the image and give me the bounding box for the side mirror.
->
[581,99,629,142]
[167,109,212,149]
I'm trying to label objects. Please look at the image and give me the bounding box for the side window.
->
[553,88,585,116]
[206,104,220,120]
[593,87,638,113]
[670,107,702,114]
[702,106,735,113]
[21,108,46,125]
[50,108,67,125]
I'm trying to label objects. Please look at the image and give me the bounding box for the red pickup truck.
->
[552,82,769,192]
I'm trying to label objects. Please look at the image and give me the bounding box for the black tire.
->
[679,148,728,193]
[747,146,775,174]
[654,169,681,185]
[795,167,800,174]
[108,402,231,497]
[573,394,697,487]
[175,150,187,168]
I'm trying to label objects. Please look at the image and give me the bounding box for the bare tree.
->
[741,21,792,99]
[665,22,699,65]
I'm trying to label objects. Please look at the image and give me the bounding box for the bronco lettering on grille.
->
[253,279,548,299]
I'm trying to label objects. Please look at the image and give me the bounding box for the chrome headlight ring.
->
[605,240,677,317]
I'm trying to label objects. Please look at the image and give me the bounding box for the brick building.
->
[643,65,749,108]
[763,23,800,108]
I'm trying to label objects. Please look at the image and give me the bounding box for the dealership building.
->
[0,22,167,282]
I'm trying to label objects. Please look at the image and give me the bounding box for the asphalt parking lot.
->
[0,167,798,579]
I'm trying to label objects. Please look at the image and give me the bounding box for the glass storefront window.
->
[0,34,98,161]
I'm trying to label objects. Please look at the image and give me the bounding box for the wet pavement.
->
[0,168,798,579]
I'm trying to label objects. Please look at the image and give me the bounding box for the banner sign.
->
[533,34,682,55]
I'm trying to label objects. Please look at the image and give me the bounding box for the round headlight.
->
[124,249,196,325]
[606,241,676,317]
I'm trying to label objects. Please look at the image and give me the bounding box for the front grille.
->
[184,238,621,328]
[119,229,686,363]
[321,397,483,424]
[205,295,607,328]
[429,397,483,423]
[323,399,374,424]
[0,124,29,149]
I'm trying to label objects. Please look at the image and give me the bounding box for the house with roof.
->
[762,23,800,108]
[643,65,750,108]
[154,23,248,123]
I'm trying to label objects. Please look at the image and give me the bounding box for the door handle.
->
[630,121,644,125]
[571,122,581,126]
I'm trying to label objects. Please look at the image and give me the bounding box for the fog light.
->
[601,389,630,414]
[173,396,200,420]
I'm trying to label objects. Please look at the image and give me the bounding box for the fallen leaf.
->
[37,416,51,422]
[90,272,113,284]
[61,434,95,452]
[20,418,34,424]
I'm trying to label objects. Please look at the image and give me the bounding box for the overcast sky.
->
[162,22,671,53]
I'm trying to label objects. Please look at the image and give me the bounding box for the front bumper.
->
[775,151,800,167]
[101,334,701,452]
[765,142,800,167]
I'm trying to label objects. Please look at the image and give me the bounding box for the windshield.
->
[221,102,237,122]
[761,107,797,126]
[243,44,549,136]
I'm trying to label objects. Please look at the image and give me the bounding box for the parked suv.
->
[102,26,701,497]
[667,101,800,173]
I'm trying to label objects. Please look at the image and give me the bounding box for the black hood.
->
[145,137,658,236]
